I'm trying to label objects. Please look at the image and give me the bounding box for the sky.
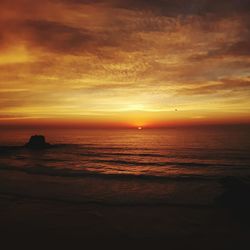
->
[0,0,250,128]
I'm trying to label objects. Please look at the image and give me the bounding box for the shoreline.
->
[1,167,250,248]
[1,189,249,248]
[0,168,221,206]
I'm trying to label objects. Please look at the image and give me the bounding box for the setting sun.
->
[0,1,250,246]
[0,0,249,128]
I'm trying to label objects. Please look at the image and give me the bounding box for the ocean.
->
[0,126,250,206]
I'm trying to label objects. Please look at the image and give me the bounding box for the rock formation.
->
[25,135,51,149]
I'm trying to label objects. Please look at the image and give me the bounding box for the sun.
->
[138,126,143,130]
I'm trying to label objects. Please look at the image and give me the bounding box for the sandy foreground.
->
[0,170,249,249]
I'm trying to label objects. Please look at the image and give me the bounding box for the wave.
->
[0,164,215,182]
[1,144,249,182]
[79,152,169,158]
[0,144,163,152]
[0,189,212,207]
[92,158,235,168]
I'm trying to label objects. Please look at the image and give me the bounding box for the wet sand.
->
[0,170,249,249]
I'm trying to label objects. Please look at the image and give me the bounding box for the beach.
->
[0,169,250,249]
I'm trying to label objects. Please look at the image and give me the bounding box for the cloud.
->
[23,20,93,53]
[178,77,250,95]
[0,19,98,54]
[110,0,250,18]
[0,0,250,124]
[191,38,250,61]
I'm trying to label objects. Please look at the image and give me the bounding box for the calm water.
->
[0,126,250,205]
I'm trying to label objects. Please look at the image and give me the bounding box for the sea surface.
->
[0,126,250,205]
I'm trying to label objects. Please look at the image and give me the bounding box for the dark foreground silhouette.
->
[217,176,250,208]
[25,135,51,149]
[0,170,250,249]
[216,176,250,227]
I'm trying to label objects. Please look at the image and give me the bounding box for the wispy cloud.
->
[0,0,250,125]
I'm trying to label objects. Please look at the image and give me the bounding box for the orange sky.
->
[0,0,250,128]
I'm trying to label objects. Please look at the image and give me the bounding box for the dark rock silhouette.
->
[25,135,51,149]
